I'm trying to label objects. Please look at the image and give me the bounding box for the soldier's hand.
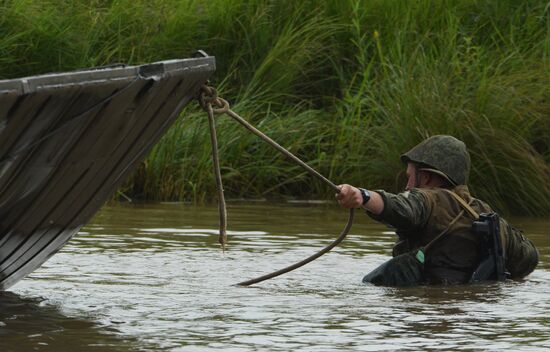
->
[336,184,362,208]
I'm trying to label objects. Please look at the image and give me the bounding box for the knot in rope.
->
[199,85,230,114]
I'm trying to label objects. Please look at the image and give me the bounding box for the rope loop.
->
[199,85,230,114]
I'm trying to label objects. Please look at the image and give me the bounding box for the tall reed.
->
[1,0,548,215]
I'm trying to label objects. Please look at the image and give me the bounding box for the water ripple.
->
[5,203,549,352]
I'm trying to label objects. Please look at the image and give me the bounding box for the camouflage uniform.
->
[364,135,539,285]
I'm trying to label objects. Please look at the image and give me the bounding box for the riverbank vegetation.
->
[1,0,549,215]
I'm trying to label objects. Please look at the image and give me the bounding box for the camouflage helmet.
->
[400,135,471,186]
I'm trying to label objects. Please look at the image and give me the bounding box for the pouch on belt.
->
[363,249,425,286]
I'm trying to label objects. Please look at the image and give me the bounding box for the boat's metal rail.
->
[0,58,215,94]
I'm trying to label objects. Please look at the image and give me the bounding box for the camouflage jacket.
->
[368,185,494,284]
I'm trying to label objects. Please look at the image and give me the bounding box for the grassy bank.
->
[1,0,549,215]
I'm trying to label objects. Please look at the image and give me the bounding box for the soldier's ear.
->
[426,174,434,187]
[419,170,436,187]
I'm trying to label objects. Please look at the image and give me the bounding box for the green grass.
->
[1,0,549,215]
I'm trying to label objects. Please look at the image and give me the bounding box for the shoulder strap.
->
[423,190,479,254]
[442,189,479,219]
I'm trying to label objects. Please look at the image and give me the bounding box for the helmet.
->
[400,135,471,186]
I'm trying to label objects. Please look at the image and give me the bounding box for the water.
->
[2,202,549,351]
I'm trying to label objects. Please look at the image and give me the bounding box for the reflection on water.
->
[0,291,142,352]
[4,202,550,351]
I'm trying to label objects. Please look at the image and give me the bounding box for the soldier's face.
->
[405,163,432,190]
[405,163,418,190]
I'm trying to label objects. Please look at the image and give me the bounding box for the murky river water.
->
[1,202,549,351]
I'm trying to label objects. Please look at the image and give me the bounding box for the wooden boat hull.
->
[0,57,215,289]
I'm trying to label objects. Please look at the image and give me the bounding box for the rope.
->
[205,99,227,251]
[198,85,354,286]
[237,208,354,286]
[198,86,228,251]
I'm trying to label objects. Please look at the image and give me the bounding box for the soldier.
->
[336,135,539,286]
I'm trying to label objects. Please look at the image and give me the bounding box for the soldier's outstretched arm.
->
[336,184,428,230]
